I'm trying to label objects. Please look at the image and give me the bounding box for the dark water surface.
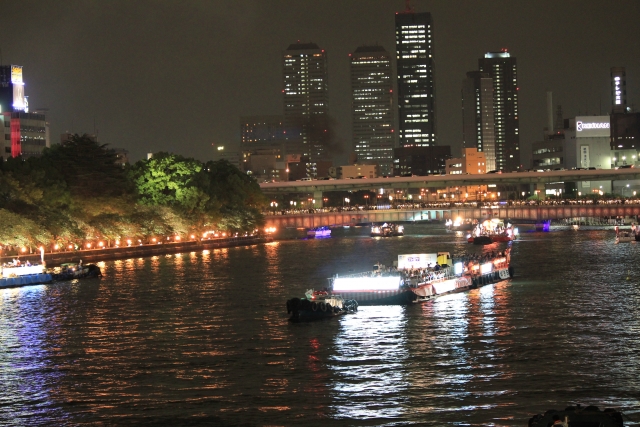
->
[1,225,640,426]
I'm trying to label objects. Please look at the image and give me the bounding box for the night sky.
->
[1,0,639,166]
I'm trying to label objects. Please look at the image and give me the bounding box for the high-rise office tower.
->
[478,49,520,171]
[350,45,395,176]
[395,8,436,147]
[611,67,627,114]
[461,71,496,171]
[282,42,329,171]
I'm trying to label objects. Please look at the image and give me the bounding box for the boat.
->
[528,404,623,427]
[467,219,518,244]
[370,222,404,237]
[307,226,331,238]
[0,261,102,289]
[286,289,358,322]
[615,229,635,243]
[330,249,513,305]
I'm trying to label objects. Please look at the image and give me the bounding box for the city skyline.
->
[1,0,638,166]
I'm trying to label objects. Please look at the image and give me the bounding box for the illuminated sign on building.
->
[575,116,611,138]
[10,66,23,84]
[576,121,610,131]
[614,76,622,105]
[580,145,590,169]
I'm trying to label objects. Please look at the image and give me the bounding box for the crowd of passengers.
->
[360,249,510,284]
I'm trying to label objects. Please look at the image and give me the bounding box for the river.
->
[1,224,639,426]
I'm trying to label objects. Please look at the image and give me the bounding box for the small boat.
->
[371,222,404,237]
[528,404,623,427]
[286,289,358,322]
[615,230,635,243]
[307,226,331,238]
[0,262,102,289]
[572,224,580,230]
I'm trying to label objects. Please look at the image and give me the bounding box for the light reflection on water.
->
[1,227,640,425]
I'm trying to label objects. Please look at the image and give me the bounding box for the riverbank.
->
[0,235,273,267]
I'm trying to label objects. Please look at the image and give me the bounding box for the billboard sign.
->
[575,116,610,138]
[397,253,438,270]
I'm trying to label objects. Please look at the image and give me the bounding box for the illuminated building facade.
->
[350,45,395,176]
[395,10,436,147]
[282,42,329,173]
[478,50,520,171]
[1,112,50,160]
[445,148,487,200]
[0,65,49,160]
[462,71,496,171]
[240,115,285,151]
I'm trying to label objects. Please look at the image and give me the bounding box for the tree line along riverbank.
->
[1,235,272,268]
[0,134,266,255]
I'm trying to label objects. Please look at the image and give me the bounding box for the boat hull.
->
[331,289,416,305]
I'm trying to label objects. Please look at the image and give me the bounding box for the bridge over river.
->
[264,203,640,229]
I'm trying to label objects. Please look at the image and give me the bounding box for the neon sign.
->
[576,121,609,131]
[614,76,621,105]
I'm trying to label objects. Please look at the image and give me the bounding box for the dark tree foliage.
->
[201,159,266,230]
[38,133,132,198]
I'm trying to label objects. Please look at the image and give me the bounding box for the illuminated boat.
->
[0,262,102,289]
[307,226,332,238]
[467,219,518,244]
[370,223,404,237]
[286,289,358,322]
[330,250,513,305]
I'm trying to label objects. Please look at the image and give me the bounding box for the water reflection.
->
[330,306,409,421]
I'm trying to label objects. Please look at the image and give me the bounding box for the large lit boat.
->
[467,219,518,244]
[0,262,102,289]
[286,289,358,322]
[330,249,513,305]
[370,223,404,237]
[307,226,331,238]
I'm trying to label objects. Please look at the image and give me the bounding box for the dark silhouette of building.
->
[393,145,451,176]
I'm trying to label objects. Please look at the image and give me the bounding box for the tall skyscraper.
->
[395,8,436,147]
[282,42,329,172]
[611,67,627,114]
[461,71,496,171]
[478,50,520,171]
[350,45,395,176]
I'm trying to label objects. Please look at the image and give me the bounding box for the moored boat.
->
[0,261,102,289]
[307,226,331,238]
[616,225,637,243]
[286,289,358,322]
[371,222,404,237]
